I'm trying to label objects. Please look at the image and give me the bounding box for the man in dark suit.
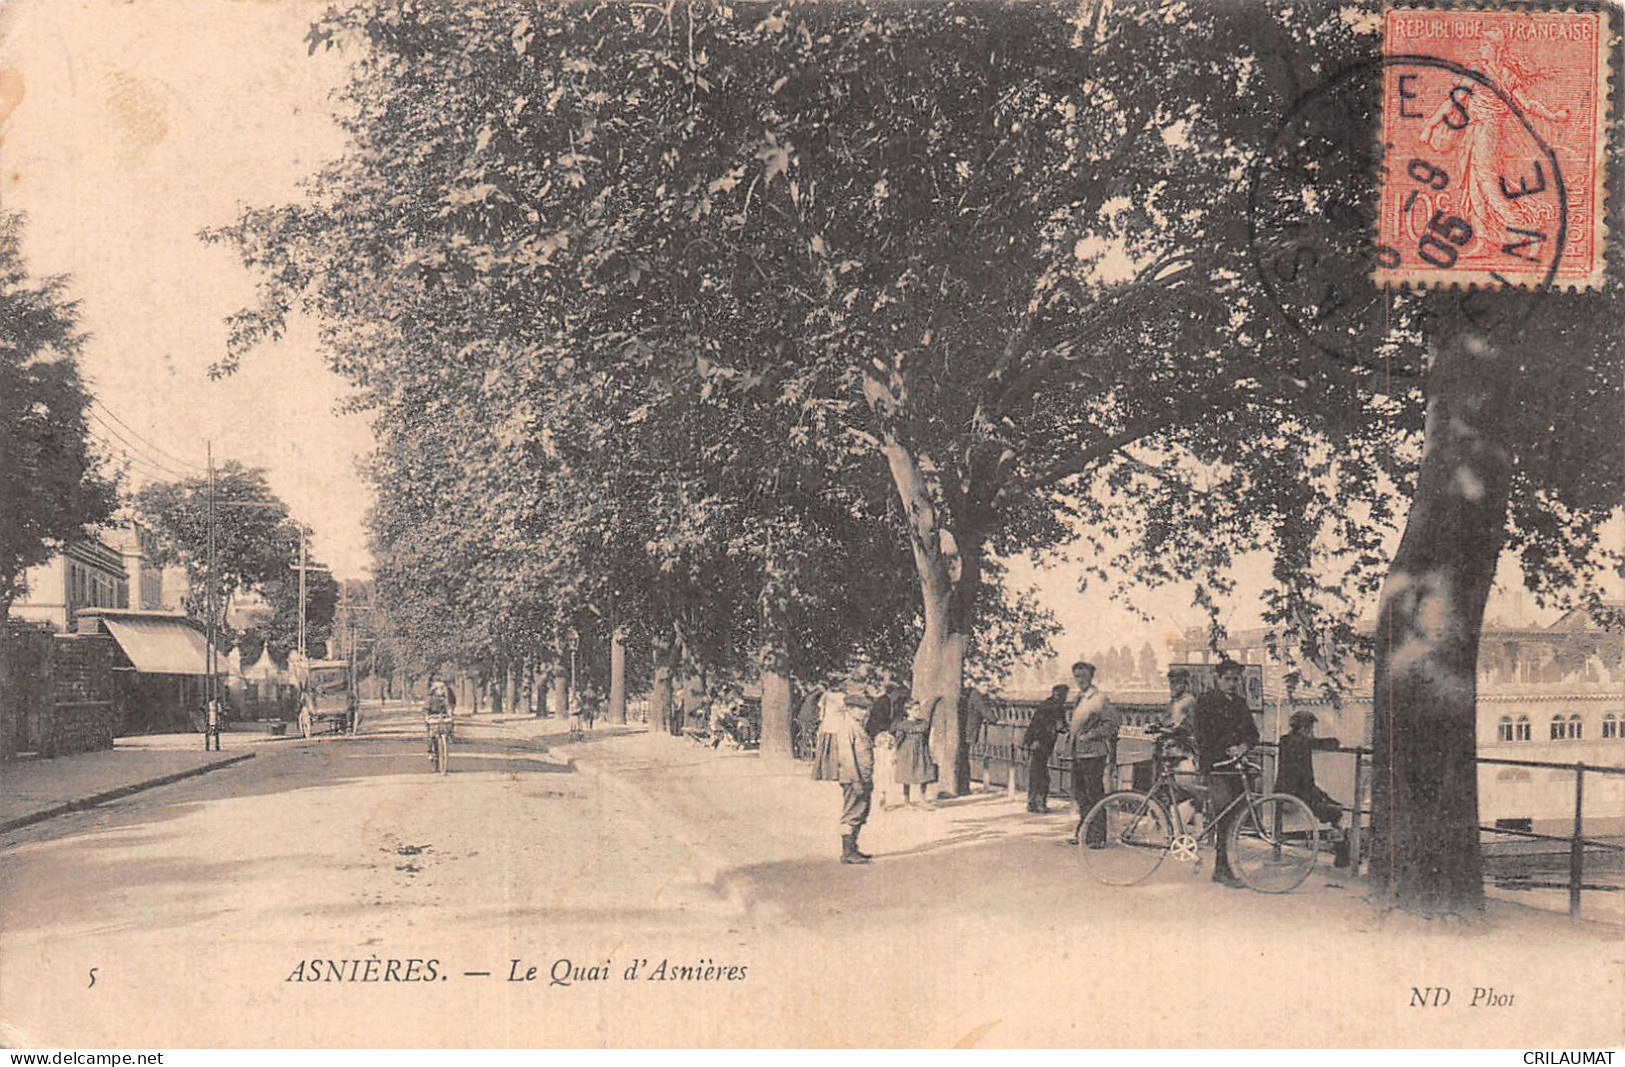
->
[1022,684,1068,813]
[1192,660,1259,886]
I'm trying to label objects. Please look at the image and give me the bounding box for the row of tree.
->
[212,0,1622,916]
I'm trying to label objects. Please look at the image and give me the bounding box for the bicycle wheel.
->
[1228,793,1319,893]
[1079,791,1172,886]
[437,732,450,775]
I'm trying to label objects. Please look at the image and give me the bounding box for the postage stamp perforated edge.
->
[1373,2,1615,292]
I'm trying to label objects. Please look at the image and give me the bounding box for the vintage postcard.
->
[1,0,1620,1051]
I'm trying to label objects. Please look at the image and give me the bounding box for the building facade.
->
[104,523,165,612]
[10,536,129,633]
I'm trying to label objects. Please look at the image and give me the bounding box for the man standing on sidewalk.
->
[1023,684,1068,813]
[813,690,875,865]
[1192,659,1259,886]
[1066,662,1119,846]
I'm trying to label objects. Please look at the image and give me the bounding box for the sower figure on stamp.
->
[1066,662,1120,846]
[1419,29,1571,256]
[813,689,876,865]
[1192,660,1259,886]
[1023,684,1068,814]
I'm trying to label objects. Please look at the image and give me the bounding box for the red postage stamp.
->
[1376,7,1611,289]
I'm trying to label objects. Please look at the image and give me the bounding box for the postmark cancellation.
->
[1376,6,1613,290]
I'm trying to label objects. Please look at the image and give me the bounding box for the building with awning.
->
[76,609,221,734]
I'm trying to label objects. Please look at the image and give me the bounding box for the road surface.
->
[2,705,1619,1047]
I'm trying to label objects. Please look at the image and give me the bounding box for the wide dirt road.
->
[0,708,759,1047]
[2,709,1620,1047]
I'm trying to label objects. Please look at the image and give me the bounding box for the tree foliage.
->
[0,213,117,613]
[215,0,1620,901]
[133,463,337,653]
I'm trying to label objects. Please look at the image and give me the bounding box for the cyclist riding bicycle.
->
[425,674,456,759]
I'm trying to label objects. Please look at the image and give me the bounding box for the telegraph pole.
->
[297,527,307,660]
[205,441,218,751]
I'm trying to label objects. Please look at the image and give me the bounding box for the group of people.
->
[810,683,944,865]
[423,673,456,759]
[1022,659,1347,883]
[815,658,1349,879]
[1019,661,1120,840]
[664,683,758,748]
[567,684,602,740]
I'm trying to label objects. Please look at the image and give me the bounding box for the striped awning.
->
[102,617,211,676]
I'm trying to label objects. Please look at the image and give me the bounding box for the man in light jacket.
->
[1066,661,1120,846]
[813,689,876,865]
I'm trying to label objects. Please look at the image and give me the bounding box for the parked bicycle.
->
[1078,723,1321,893]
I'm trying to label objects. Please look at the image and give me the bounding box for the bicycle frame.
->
[1080,738,1321,892]
[1147,763,1256,846]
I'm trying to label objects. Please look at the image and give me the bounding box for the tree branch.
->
[993,254,1193,417]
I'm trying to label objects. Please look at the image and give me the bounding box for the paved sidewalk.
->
[385,712,1622,933]
[539,726,1625,937]
[1,733,265,834]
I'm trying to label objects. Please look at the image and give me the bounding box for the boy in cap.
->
[813,689,876,864]
[1277,710,1350,867]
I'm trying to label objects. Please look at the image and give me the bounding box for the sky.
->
[0,0,371,578]
[0,0,1596,664]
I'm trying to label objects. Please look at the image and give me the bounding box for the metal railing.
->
[970,699,1624,919]
[1473,755,1624,919]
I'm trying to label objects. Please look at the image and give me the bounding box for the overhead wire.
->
[86,410,198,481]
[86,427,191,485]
[90,399,206,473]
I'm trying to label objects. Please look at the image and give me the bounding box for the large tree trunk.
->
[758,565,794,759]
[1371,320,1513,918]
[490,660,506,717]
[608,627,627,724]
[912,623,969,796]
[759,619,793,761]
[549,671,567,720]
[883,434,976,796]
[651,627,679,734]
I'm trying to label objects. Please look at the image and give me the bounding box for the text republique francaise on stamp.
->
[1376,7,1611,290]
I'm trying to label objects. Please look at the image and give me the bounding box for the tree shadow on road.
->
[1,734,575,849]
